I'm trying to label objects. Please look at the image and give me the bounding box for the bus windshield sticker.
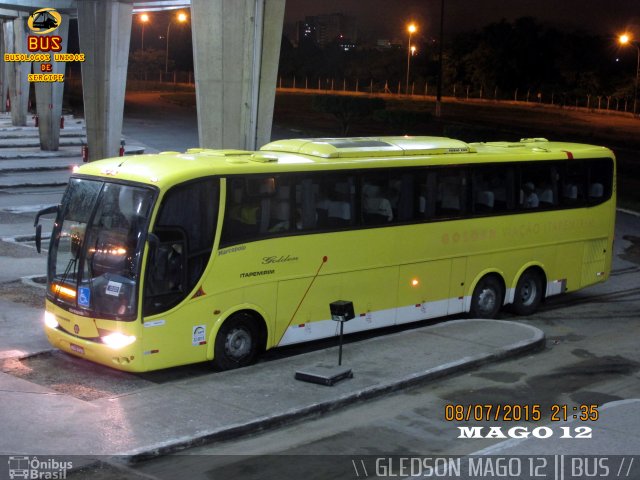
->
[78,287,90,307]
[192,325,206,346]
[144,319,166,328]
[105,281,122,297]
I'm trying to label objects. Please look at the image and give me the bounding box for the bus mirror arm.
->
[34,205,59,254]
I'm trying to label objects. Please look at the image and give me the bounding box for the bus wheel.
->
[469,275,503,318]
[512,269,544,316]
[213,313,259,370]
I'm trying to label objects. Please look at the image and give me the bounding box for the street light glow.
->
[406,22,418,95]
[140,13,149,23]
[166,12,190,73]
[617,32,640,115]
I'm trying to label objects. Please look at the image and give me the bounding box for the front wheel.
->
[469,275,503,318]
[512,269,544,316]
[213,313,259,370]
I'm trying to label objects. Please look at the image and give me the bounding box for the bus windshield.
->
[48,178,155,320]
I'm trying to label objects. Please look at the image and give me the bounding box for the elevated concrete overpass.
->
[0,0,285,159]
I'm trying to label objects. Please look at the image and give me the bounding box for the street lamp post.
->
[140,13,149,51]
[619,33,640,116]
[406,23,417,95]
[165,12,188,74]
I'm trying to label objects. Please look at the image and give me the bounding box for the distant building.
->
[297,13,357,48]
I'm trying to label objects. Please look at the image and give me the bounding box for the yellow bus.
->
[36,137,615,372]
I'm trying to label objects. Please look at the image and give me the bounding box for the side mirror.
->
[35,224,43,254]
[34,205,59,255]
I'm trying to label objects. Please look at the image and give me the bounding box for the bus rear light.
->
[102,332,136,349]
[44,311,58,329]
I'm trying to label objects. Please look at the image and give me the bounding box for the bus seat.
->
[441,190,460,211]
[563,184,578,200]
[523,192,539,208]
[589,183,603,198]
[271,186,290,223]
[327,201,351,226]
[419,196,426,214]
[539,188,554,206]
[476,190,494,212]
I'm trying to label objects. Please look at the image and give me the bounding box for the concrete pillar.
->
[4,16,30,126]
[33,14,69,151]
[191,0,285,150]
[77,0,132,160]
[0,20,8,114]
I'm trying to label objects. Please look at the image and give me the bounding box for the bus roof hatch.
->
[261,136,474,159]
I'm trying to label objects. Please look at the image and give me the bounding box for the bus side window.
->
[145,178,219,316]
[560,161,587,206]
[435,169,465,218]
[296,178,318,231]
[416,170,436,220]
[588,158,613,205]
[324,176,355,228]
[223,179,261,243]
[519,163,556,210]
[361,175,394,225]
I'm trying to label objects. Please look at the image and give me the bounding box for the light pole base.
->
[295,364,353,386]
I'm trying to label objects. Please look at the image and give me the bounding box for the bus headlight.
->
[44,311,58,329]
[102,332,136,349]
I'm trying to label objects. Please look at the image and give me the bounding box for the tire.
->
[213,312,259,370]
[469,275,503,319]
[512,269,544,316]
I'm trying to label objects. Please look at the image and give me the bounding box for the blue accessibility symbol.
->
[78,287,90,307]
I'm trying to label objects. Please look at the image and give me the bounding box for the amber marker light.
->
[411,278,420,287]
[51,283,76,299]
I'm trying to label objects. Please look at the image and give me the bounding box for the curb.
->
[0,181,69,189]
[618,207,640,218]
[124,323,546,462]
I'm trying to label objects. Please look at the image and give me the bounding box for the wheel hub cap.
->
[225,328,251,359]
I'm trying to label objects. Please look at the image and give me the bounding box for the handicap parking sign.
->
[78,287,90,307]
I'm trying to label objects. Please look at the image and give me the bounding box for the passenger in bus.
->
[227,186,260,237]
[362,184,393,223]
[522,182,539,208]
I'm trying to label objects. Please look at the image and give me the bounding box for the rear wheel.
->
[512,269,544,316]
[213,312,259,370]
[469,275,503,318]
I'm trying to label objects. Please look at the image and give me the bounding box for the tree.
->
[128,49,166,79]
[375,109,432,135]
[312,95,385,135]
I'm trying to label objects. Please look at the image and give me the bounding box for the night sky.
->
[284,0,640,38]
